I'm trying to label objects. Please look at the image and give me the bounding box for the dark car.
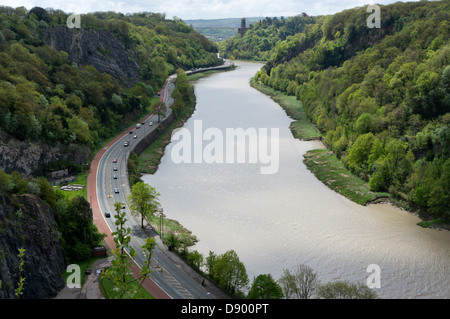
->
[105,211,111,218]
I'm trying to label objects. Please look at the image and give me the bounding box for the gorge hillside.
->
[221,1,449,220]
[0,191,65,299]
[0,6,222,176]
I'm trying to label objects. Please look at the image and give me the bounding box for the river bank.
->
[250,77,321,141]
[250,76,382,205]
[250,76,449,230]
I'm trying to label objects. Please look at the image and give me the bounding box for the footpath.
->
[54,258,110,299]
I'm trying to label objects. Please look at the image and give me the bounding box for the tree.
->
[37,176,56,208]
[128,182,160,228]
[345,133,375,176]
[102,202,157,298]
[316,281,378,299]
[165,231,181,251]
[205,251,218,278]
[248,274,283,299]
[187,250,204,270]
[211,250,249,296]
[157,101,167,122]
[278,264,319,299]
[60,195,104,262]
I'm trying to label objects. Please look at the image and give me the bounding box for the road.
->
[88,62,234,299]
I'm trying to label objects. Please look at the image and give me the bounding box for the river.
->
[142,61,450,299]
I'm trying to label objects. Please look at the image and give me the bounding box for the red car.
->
[113,158,117,163]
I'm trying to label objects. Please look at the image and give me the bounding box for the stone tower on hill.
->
[238,18,250,36]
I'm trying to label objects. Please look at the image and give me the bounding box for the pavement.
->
[55,258,111,299]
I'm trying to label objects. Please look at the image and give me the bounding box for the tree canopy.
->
[0,6,221,148]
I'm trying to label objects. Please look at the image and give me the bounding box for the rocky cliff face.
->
[43,26,140,86]
[0,129,91,177]
[0,194,66,299]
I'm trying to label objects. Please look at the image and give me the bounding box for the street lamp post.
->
[157,208,165,241]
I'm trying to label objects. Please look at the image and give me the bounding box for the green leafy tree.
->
[59,195,104,262]
[128,182,160,228]
[205,251,218,278]
[165,231,181,251]
[211,250,249,296]
[102,202,157,298]
[345,133,375,176]
[316,281,378,299]
[248,274,283,299]
[187,250,204,270]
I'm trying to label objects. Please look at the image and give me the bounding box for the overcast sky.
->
[1,0,421,20]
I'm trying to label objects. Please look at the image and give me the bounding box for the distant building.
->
[44,168,69,180]
[238,18,251,36]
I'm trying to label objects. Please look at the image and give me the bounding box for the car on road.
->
[136,124,141,129]
[114,188,119,194]
[121,202,126,209]
[129,130,134,134]
[124,141,129,147]
[113,174,118,179]
[104,211,111,218]
[113,166,118,171]
[133,135,137,139]
[113,158,117,163]
[149,122,153,126]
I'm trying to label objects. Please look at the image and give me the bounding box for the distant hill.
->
[184,17,265,41]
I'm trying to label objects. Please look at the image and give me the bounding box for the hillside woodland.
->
[0,6,221,150]
[221,1,449,220]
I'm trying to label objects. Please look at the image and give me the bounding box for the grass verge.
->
[61,258,94,288]
[56,173,88,200]
[303,149,391,205]
[148,214,198,247]
[417,218,446,228]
